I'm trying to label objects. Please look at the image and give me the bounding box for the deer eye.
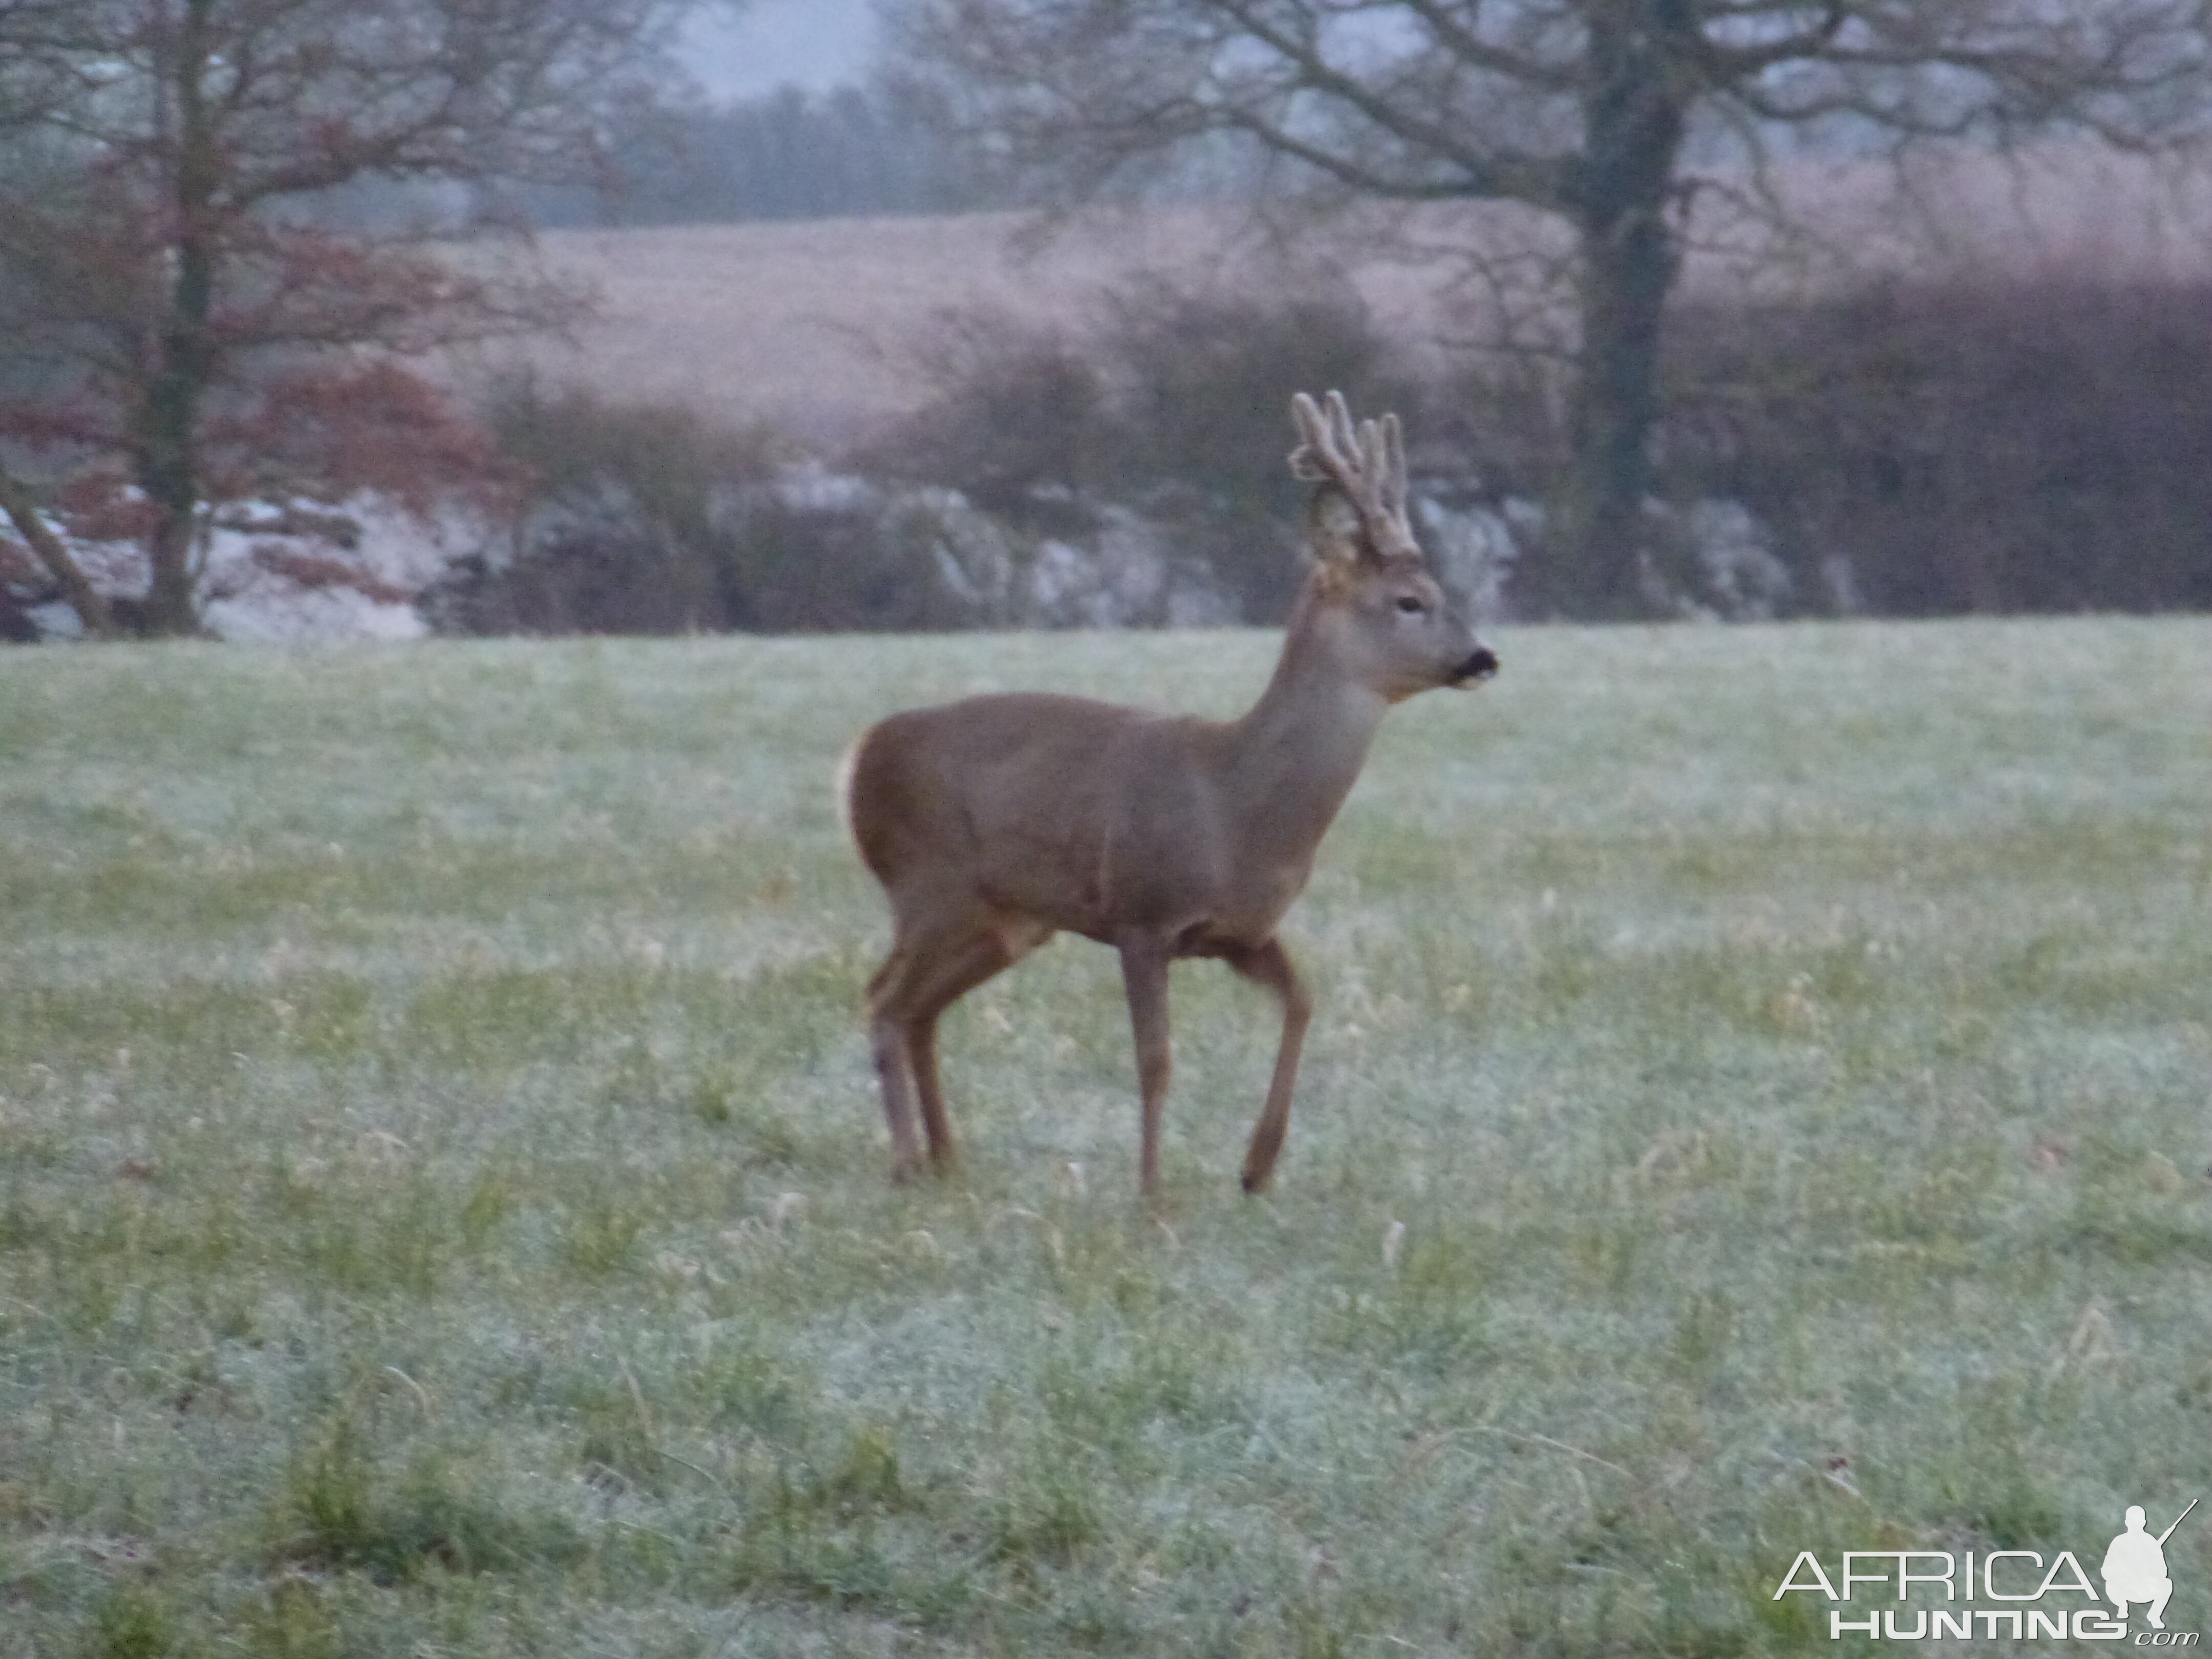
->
[1394,595,1427,616]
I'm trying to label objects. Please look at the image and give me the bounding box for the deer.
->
[840,391,1498,1196]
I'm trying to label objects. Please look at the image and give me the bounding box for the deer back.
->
[845,690,1240,942]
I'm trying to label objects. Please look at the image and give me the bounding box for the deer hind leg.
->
[1223,938,1312,1194]
[905,929,1032,1170]
[866,947,930,1181]
[869,910,1045,1179]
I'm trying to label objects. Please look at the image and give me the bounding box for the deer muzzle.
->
[1451,646,1500,685]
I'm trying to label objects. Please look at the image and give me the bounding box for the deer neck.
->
[1219,604,1390,861]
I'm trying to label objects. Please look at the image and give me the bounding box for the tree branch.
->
[0,465,114,637]
[1689,2,1849,77]
[1200,0,1578,205]
[1393,0,1582,93]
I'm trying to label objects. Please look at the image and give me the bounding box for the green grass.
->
[2,619,2209,1656]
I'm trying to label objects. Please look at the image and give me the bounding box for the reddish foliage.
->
[250,545,413,605]
[202,360,517,519]
[50,473,157,545]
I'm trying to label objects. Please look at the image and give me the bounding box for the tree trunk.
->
[133,0,219,637]
[1548,202,1676,615]
[137,264,213,637]
[1538,7,1686,619]
[0,465,116,637]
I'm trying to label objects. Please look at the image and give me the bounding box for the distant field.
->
[506,149,2212,437]
[517,210,1269,436]
[509,205,1486,438]
[4,618,2211,1656]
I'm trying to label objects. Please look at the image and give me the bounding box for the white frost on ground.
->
[201,581,428,644]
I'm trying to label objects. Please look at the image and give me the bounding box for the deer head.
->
[1288,390,1497,703]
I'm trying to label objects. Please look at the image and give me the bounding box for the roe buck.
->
[842,391,1497,1195]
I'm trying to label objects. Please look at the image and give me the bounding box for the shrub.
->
[1662,276,2212,615]
[876,271,1418,619]
[430,379,1019,634]
[422,377,773,636]
[427,271,2212,635]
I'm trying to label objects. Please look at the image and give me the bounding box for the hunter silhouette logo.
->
[2107,1501,2196,1632]
[1774,1499,2201,1642]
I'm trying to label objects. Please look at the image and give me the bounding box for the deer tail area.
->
[833,735,865,850]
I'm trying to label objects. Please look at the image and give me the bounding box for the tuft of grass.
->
[1,619,2208,1655]
[269,1411,585,1583]
[84,1586,185,1659]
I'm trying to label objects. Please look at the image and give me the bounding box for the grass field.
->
[3,618,2210,1656]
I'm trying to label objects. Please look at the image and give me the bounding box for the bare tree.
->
[887,0,2212,617]
[0,0,707,637]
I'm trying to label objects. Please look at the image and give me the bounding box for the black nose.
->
[1455,647,1499,684]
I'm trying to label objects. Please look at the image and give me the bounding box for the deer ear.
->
[1307,488,1364,568]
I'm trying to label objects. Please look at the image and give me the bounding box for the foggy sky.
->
[686,0,878,98]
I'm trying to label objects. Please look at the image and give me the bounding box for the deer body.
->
[845,393,1496,1194]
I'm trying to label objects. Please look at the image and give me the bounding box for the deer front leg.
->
[1117,935,1174,1196]
[1224,937,1311,1194]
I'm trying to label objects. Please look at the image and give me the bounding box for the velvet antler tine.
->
[1382,412,1408,520]
[1289,390,1413,541]
[1288,392,1331,481]
[1325,391,1356,464]
[1355,418,1385,497]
